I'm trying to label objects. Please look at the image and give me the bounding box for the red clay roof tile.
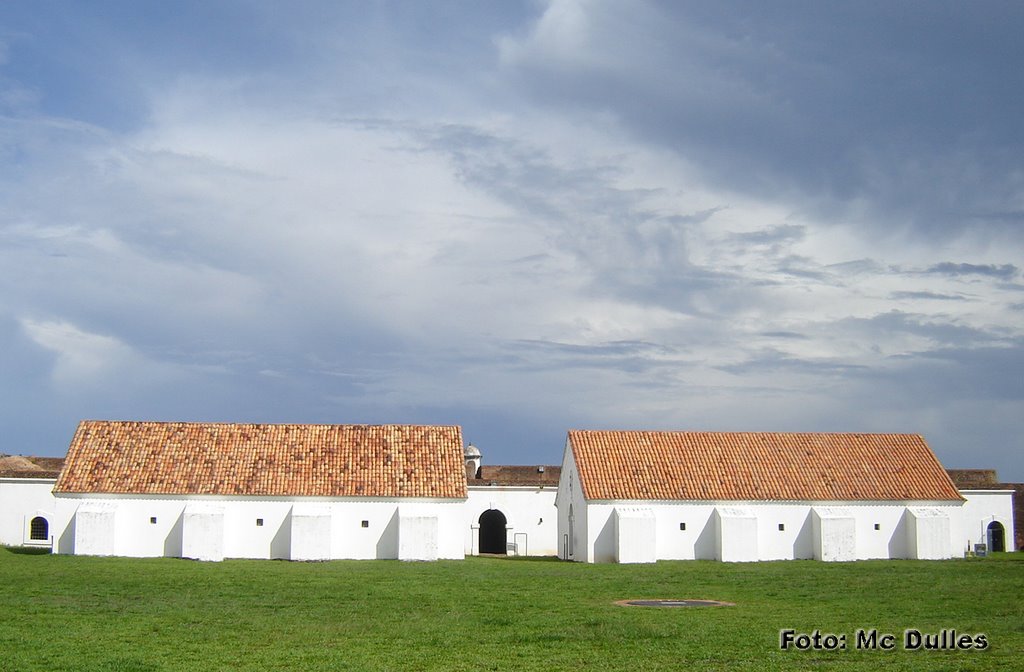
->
[569,430,962,502]
[55,421,468,499]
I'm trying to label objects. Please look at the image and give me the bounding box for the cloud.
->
[499,1,1024,241]
[0,2,1022,480]
[924,262,1018,279]
[889,291,969,302]
[758,331,809,340]
[843,310,1004,350]
[19,318,180,388]
[729,224,806,247]
[503,338,680,375]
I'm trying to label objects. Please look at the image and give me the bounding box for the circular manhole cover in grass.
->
[616,599,735,608]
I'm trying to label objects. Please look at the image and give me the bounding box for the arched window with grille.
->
[29,516,49,541]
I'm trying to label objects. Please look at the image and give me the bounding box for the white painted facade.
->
[812,507,856,562]
[289,504,332,561]
[715,507,759,562]
[182,503,225,561]
[15,478,1007,563]
[613,507,657,563]
[556,440,993,563]
[52,494,464,561]
[956,489,1015,554]
[557,497,967,562]
[3,436,1016,565]
[0,477,57,547]
[465,485,558,556]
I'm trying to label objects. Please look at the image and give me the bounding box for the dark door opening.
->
[987,521,1005,553]
[479,509,507,554]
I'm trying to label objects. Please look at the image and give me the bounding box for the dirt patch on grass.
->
[615,599,735,608]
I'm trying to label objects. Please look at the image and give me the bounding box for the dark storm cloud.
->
[759,331,809,340]
[841,310,1004,348]
[924,262,1019,279]
[911,344,1024,401]
[773,255,831,281]
[663,207,726,226]
[729,224,806,246]
[503,339,681,374]
[509,339,675,358]
[825,259,885,276]
[889,291,969,302]
[413,121,752,316]
[848,342,1024,408]
[503,1,1024,239]
[720,356,868,378]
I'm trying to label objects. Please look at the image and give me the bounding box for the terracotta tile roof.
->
[568,431,963,502]
[470,465,561,487]
[0,454,65,479]
[54,421,468,499]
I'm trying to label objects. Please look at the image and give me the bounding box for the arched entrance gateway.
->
[478,509,508,554]
[987,521,1006,553]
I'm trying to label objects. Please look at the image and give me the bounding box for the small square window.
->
[778,523,785,531]
[874,523,881,531]
[150,517,157,525]
[256,518,264,527]
[679,522,686,531]
[361,520,369,528]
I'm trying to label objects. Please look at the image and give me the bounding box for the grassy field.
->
[1,548,1021,671]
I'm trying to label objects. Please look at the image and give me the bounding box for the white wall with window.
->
[559,496,967,563]
[0,477,57,547]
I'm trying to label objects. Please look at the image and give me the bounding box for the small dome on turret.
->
[464,443,482,480]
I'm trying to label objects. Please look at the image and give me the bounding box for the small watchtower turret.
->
[464,443,481,479]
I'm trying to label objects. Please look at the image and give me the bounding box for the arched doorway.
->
[987,521,1006,553]
[567,504,575,558]
[29,516,49,541]
[478,509,507,554]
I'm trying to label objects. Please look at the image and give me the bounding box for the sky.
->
[1,1,1022,480]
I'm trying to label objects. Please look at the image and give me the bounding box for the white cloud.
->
[19,318,170,388]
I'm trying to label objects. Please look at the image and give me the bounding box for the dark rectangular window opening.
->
[256,518,264,527]
[150,517,157,525]
[679,522,686,531]
[874,523,881,531]
[778,523,785,531]
[361,520,369,528]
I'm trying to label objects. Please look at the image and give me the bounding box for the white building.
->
[555,430,1006,563]
[5,422,1016,563]
[947,470,1016,555]
[51,421,468,561]
[0,455,63,548]
[463,444,560,557]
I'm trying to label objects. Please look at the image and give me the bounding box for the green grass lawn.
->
[1,548,1021,671]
